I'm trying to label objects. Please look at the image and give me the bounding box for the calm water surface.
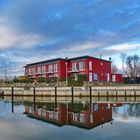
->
[0,99,140,140]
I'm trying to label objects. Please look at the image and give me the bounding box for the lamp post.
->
[65,57,68,86]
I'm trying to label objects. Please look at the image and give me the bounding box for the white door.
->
[112,75,116,82]
[89,73,92,81]
[107,74,110,82]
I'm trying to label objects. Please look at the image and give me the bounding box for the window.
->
[29,68,32,75]
[79,62,85,71]
[32,67,36,74]
[25,68,28,74]
[54,64,58,72]
[48,65,53,73]
[54,74,59,78]
[89,61,92,71]
[89,72,93,81]
[93,73,98,80]
[42,66,46,74]
[94,104,99,112]
[74,73,78,81]
[38,66,41,74]
[90,114,93,123]
[80,114,86,124]
[100,62,103,66]
[73,113,78,122]
[48,75,53,78]
[72,63,78,71]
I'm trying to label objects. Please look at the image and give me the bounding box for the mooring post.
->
[115,89,118,101]
[134,89,136,101]
[55,86,57,106]
[2,90,4,99]
[33,86,36,113]
[90,86,92,111]
[98,91,100,101]
[107,91,109,101]
[125,90,127,101]
[11,86,14,113]
[71,86,74,103]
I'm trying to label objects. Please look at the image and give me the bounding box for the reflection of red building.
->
[68,103,113,129]
[24,55,123,82]
[25,102,121,129]
[25,104,67,126]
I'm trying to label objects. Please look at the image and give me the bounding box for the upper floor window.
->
[38,66,41,74]
[42,66,46,74]
[89,61,92,71]
[32,67,36,74]
[100,62,103,66]
[79,62,85,71]
[25,68,28,74]
[72,63,78,71]
[54,64,58,72]
[29,68,32,75]
[48,65,53,72]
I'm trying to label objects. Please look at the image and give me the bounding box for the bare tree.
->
[120,53,129,76]
[120,53,140,78]
[111,64,118,74]
[126,55,140,78]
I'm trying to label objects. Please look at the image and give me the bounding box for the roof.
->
[25,58,64,67]
[25,55,111,67]
[68,55,111,62]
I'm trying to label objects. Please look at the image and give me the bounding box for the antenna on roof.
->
[100,54,102,59]
[65,57,68,61]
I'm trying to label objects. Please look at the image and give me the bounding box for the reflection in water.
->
[24,102,122,129]
[0,100,140,140]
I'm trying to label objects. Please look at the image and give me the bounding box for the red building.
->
[24,55,122,82]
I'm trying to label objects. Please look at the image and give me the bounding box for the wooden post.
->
[115,89,118,101]
[33,86,36,113]
[55,86,57,107]
[98,91,100,101]
[90,86,92,111]
[71,86,74,103]
[2,90,4,99]
[107,91,109,101]
[12,86,14,113]
[125,90,127,101]
[134,89,136,101]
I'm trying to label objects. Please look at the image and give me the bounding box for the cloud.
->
[0,0,140,75]
[105,42,140,52]
[0,23,44,49]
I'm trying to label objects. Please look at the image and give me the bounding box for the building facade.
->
[24,55,122,82]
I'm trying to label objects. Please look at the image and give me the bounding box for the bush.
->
[37,77,46,83]
[68,74,87,86]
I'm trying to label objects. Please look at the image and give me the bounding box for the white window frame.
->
[79,61,85,71]
[72,63,78,72]
[29,68,32,75]
[41,66,46,74]
[89,72,93,81]
[38,66,41,74]
[89,61,92,71]
[48,65,53,73]
[30,67,36,74]
[54,64,58,72]
[93,73,98,81]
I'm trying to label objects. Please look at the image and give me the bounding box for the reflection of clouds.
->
[113,115,140,123]
[0,102,140,140]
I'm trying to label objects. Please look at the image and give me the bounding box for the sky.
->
[0,0,140,77]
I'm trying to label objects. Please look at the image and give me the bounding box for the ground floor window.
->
[93,73,98,81]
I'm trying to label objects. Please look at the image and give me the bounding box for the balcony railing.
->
[67,68,79,73]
